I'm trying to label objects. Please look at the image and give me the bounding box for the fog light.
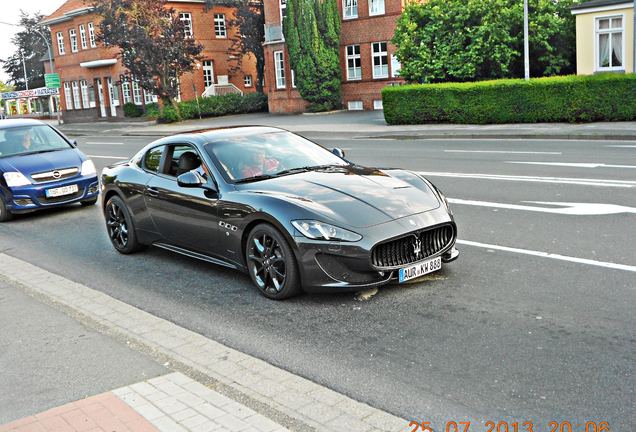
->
[14,198,33,206]
[88,186,99,194]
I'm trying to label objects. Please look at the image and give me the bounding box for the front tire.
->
[0,197,14,222]
[246,224,301,300]
[104,195,146,254]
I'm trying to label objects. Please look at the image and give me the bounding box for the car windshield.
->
[0,125,71,158]
[205,131,348,183]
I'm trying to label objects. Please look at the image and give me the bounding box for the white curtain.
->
[611,32,622,67]
[599,33,610,68]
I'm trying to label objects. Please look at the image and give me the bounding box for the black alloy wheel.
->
[105,196,145,254]
[246,224,300,299]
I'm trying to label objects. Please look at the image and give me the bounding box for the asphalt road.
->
[1,133,634,430]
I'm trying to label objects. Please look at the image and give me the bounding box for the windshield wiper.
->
[22,149,64,156]
[274,164,349,177]
[235,174,278,184]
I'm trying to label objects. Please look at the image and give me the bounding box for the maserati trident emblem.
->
[53,171,61,179]
[412,236,422,259]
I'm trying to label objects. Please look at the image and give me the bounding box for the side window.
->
[143,146,164,173]
[167,145,203,177]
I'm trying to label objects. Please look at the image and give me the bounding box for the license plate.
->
[45,184,79,198]
[398,256,442,283]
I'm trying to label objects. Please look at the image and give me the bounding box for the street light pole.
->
[21,50,29,90]
[633,0,635,73]
[524,0,530,80]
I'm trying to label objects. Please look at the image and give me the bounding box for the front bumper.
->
[293,208,459,293]
[5,175,99,213]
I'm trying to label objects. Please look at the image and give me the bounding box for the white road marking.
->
[88,155,128,160]
[418,171,636,188]
[445,150,562,155]
[448,198,636,215]
[507,161,636,169]
[606,145,636,148]
[457,240,636,273]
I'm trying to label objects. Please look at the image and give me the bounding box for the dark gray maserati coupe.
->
[101,127,459,299]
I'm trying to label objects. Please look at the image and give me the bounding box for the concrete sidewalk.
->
[48,111,636,140]
[0,253,409,432]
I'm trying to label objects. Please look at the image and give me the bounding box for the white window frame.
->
[346,45,361,81]
[274,51,286,89]
[143,88,157,104]
[79,25,87,49]
[369,0,384,16]
[63,82,73,110]
[69,29,78,53]
[214,14,227,38]
[347,101,363,111]
[291,70,296,88]
[595,14,625,71]
[72,81,81,109]
[343,0,358,19]
[132,81,143,105]
[373,100,383,110]
[372,42,389,79]
[80,80,90,108]
[202,60,214,88]
[280,0,287,33]
[121,82,132,104]
[88,22,97,48]
[56,32,65,55]
[179,12,193,38]
[244,75,253,87]
[391,54,401,78]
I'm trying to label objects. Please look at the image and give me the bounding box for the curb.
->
[0,253,410,432]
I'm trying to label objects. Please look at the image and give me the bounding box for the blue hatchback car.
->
[0,119,99,222]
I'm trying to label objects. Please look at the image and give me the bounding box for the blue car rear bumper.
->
[4,175,99,213]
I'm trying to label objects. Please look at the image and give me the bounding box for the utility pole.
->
[524,0,530,80]
[633,0,635,73]
[21,50,29,90]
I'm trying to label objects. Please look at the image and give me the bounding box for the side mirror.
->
[72,140,78,147]
[177,171,204,188]
[332,148,345,158]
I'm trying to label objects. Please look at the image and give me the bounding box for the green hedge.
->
[157,92,268,123]
[382,74,636,125]
[123,102,144,118]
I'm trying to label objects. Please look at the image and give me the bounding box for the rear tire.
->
[246,224,301,300]
[0,197,14,222]
[104,195,146,254]
[81,197,98,207]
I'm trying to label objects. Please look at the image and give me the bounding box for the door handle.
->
[146,187,159,197]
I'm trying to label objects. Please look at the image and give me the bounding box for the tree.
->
[284,0,342,111]
[205,0,265,92]
[392,0,581,83]
[93,0,203,105]
[1,12,50,91]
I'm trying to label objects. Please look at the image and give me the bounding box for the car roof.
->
[0,119,47,129]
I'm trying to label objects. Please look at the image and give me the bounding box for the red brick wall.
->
[47,2,257,122]
[263,0,405,112]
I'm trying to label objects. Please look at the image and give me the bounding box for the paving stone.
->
[180,413,209,429]
[214,413,251,431]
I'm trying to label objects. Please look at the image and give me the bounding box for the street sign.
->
[45,73,61,89]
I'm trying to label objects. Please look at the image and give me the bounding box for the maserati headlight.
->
[292,220,362,242]
[437,188,452,215]
[3,171,31,187]
[81,160,97,176]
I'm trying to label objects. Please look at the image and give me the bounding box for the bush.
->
[123,102,143,118]
[157,105,181,124]
[144,102,160,119]
[156,92,268,123]
[382,74,636,125]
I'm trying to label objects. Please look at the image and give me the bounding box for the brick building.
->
[262,0,405,113]
[42,0,257,122]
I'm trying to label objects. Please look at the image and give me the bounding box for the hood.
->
[0,148,84,177]
[240,166,441,228]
